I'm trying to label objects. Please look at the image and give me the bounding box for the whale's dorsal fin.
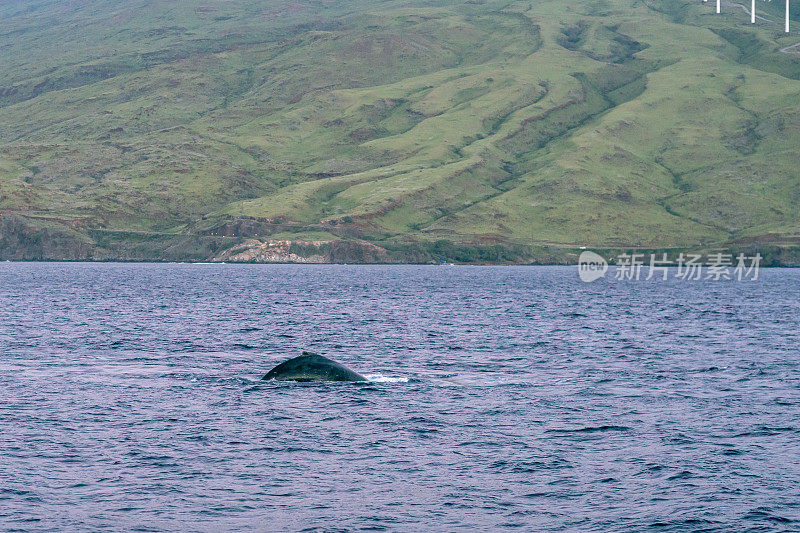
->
[301,351,320,357]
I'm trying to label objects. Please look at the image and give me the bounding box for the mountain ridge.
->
[1,0,799,262]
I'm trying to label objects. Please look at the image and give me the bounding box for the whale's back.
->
[262,352,367,382]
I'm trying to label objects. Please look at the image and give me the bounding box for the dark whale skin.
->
[262,352,367,382]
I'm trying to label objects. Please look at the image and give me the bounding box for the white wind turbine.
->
[787,0,791,32]
[776,0,792,32]
[763,0,790,31]
[712,0,790,32]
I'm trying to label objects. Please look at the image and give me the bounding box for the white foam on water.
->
[430,373,536,387]
[365,374,409,383]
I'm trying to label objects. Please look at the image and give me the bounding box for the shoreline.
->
[2,257,799,267]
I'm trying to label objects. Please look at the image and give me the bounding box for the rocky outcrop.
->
[212,238,394,263]
[0,214,95,260]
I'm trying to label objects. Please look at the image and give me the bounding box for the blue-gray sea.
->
[1,263,798,532]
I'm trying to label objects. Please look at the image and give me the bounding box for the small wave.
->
[547,425,630,434]
[365,374,409,383]
[733,426,797,437]
[743,507,795,524]
[666,470,695,481]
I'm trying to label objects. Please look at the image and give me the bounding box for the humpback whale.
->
[262,352,367,382]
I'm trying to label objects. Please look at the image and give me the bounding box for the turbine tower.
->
[787,0,791,32]
[717,0,721,14]
[752,0,756,23]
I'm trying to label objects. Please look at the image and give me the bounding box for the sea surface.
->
[0,263,798,532]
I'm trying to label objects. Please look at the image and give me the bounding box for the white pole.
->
[752,0,756,23]
[717,0,721,14]
[787,0,791,32]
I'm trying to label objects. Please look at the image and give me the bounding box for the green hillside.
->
[1,0,800,262]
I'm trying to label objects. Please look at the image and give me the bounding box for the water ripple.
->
[0,263,799,531]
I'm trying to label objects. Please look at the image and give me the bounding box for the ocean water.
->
[0,262,798,532]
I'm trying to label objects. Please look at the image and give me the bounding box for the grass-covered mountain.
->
[1,0,799,262]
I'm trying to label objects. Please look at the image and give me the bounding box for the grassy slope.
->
[0,0,799,260]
